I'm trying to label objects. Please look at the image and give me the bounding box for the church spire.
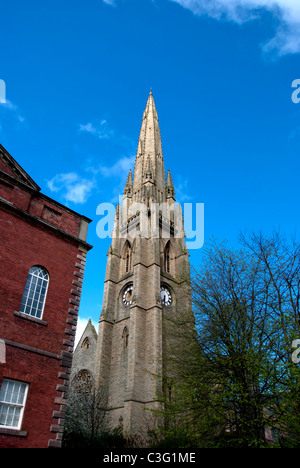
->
[126,168,133,185]
[132,91,166,201]
[166,169,175,201]
[124,169,133,197]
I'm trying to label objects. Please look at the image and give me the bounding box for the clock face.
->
[161,286,172,307]
[123,285,133,306]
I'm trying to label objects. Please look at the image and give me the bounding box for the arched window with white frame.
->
[19,266,49,319]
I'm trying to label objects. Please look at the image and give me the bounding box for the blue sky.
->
[1,0,300,342]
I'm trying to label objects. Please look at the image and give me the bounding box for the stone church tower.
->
[71,91,192,436]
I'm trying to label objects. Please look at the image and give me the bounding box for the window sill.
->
[14,311,48,326]
[0,427,28,437]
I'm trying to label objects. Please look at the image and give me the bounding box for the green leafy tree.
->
[152,233,300,448]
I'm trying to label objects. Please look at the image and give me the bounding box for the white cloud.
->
[98,155,135,178]
[79,119,113,140]
[0,99,25,123]
[47,172,95,204]
[103,0,116,5]
[85,154,135,182]
[86,154,135,203]
[170,0,300,55]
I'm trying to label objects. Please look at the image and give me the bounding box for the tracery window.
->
[72,370,94,392]
[81,337,91,350]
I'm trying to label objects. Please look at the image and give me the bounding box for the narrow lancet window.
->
[164,242,170,274]
[122,241,132,275]
[122,327,129,348]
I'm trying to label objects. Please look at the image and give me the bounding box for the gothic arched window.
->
[122,327,129,348]
[164,241,171,274]
[19,266,49,319]
[122,241,132,275]
[72,370,94,392]
[81,337,91,350]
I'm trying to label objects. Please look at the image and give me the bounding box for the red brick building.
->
[0,144,92,448]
